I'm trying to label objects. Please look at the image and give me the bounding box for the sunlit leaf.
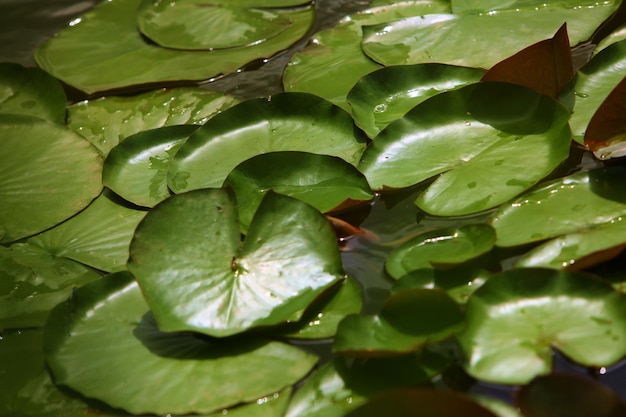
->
[224,151,373,232]
[128,189,344,337]
[169,93,367,191]
[358,82,571,216]
[0,114,102,243]
[457,268,626,385]
[44,271,318,415]
[347,63,484,138]
[0,62,66,123]
[385,224,495,279]
[584,75,626,159]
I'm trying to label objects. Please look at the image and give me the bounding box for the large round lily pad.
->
[457,268,626,385]
[128,189,345,337]
[0,114,103,243]
[44,271,318,415]
[168,92,367,191]
[358,82,571,216]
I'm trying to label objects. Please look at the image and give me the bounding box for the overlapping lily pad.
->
[168,92,367,191]
[0,114,102,243]
[35,0,314,94]
[457,268,626,385]
[128,189,345,337]
[358,82,571,216]
[44,271,318,415]
[385,224,495,279]
[223,151,373,232]
[347,63,484,138]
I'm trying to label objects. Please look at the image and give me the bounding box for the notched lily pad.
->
[385,224,496,279]
[457,268,626,385]
[128,189,345,337]
[358,82,571,216]
[584,75,626,159]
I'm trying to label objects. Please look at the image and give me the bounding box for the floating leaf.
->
[67,87,239,156]
[137,0,294,50]
[103,125,198,207]
[480,23,574,99]
[571,38,626,143]
[0,244,100,329]
[385,224,496,279]
[347,63,484,138]
[361,2,620,70]
[0,114,102,243]
[128,189,344,337]
[169,93,367,191]
[283,1,450,110]
[516,373,626,417]
[457,268,626,385]
[26,193,147,272]
[224,151,373,232]
[358,82,571,216]
[35,0,313,94]
[0,62,66,123]
[44,271,318,415]
[490,166,626,247]
[333,288,464,356]
[584,75,626,159]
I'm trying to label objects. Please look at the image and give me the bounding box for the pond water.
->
[1,0,625,409]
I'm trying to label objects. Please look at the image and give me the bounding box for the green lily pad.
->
[358,82,571,216]
[457,268,626,385]
[343,388,499,417]
[103,125,198,207]
[385,224,496,279]
[67,87,240,156]
[283,1,450,110]
[26,193,147,273]
[0,244,100,329]
[168,92,367,191]
[223,151,373,232]
[44,271,318,415]
[0,62,66,123]
[35,0,313,94]
[333,288,464,356]
[0,114,103,243]
[571,39,626,143]
[347,63,485,138]
[392,267,491,304]
[137,0,293,50]
[490,166,626,247]
[128,189,344,337]
[516,373,626,417]
[361,2,620,69]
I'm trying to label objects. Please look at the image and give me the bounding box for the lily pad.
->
[26,193,147,273]
[168,92,367,191]
[333,288,464,356]
[137,0,294,50]
[35,0,314,94]
[223,151,374,232]
[571,39,626,143]
[103,125,198,207]
[457,268,626,385]
[67,87,240,156]
[0,62,66,123]
[361,2,620,69]
[283,1,450,110]
[385,224,496,279]
[347,63,485,138]
[0,114,102,243]
[490,166,626,247]
[358,82,571,216]
[44,271,318,415]
[0,244,100,329]
[127,189,344,337]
